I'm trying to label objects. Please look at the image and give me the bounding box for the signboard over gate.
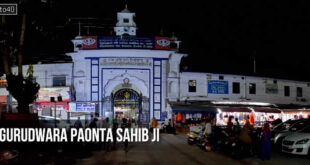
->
[69,102,95,112]
[82,36,170,50]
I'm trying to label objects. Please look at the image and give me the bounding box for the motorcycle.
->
[187,131,201,145]
[213,128,230,151]
[225,129,262,159]
[197,135,212,151]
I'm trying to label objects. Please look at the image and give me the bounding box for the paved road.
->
[75,133,310,165]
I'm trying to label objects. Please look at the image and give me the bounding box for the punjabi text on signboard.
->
[81,36,170,50]
[208,80,229,94]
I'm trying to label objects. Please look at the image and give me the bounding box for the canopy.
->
[282,109,310,113]
[252,107,282,113]
[171,105,217,113]
[220,107,251,113]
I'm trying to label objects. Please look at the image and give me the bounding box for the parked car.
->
[282,126,310,156]
[273,119,310,147]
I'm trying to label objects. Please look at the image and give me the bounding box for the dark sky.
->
[3,0,310,81]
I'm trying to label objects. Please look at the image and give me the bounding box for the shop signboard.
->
[81,36,170,50]
[265,84,278,94]
[208,80,229,94]
[69,102,95,112]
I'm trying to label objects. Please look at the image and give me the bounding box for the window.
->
[284,86,290,97]
[232,82,240,94]
[249,83,256,94]
[123,18,129,23]
[297,87,303,97]
[273,80,277,84]
[188,80,196,92]
[219,76,224,80]
[53,76,66,87]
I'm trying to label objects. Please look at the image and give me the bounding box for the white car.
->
[274,120,310,146]
[282,126,310,156]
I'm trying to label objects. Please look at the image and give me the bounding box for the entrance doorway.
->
[113,88,141,124]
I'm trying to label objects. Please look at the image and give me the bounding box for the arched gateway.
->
[113,88,141,124]
[103,82,150,127]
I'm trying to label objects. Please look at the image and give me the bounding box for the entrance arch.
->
[113,88,141,125]
[102,84,150,127]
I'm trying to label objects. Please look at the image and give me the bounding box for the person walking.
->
[233,118,241,134]
[74,117,83,129]
[226,116,234,135]
[112,119,119,150]
[103,117,111,151]
[121,118,129,152]
[150,117,158,133]
[203,119,212,137]
[261,123,271,160]
[89,117,98,128]
[239,120,255,144]
[84,118,89,128]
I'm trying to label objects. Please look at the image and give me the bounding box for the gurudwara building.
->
[1,7,310,127]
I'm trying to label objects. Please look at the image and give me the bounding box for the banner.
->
[265,84,278,94]
[36,87,71,102]
[81,36,170,50]
[208,80,229,94]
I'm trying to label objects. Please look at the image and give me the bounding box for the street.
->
[73,133,310,165]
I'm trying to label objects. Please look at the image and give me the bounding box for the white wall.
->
[11,63,73,87]
[179,72,310,105]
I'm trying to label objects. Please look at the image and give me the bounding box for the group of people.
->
[202,117,271,160]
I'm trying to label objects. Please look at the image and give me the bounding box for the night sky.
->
[2,0,310,81]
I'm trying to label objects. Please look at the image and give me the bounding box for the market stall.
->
[250,107,282,126]
[216,107,252,126]
[281,109,310,121]
[171,104,217,132]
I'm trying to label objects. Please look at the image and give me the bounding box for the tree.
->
[1,13,40,113]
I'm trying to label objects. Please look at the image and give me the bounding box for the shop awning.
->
[252,107,282,113]
[34,101,69,111]
[171,105,217,113]
[220,107,251,113]
[282,109,310,113]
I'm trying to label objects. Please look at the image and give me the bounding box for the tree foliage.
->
[6,74,40,113]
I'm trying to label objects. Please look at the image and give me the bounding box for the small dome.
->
[121,4,131,13]
[121,8,131,13]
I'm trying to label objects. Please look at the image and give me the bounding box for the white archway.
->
[103,72,149,98]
